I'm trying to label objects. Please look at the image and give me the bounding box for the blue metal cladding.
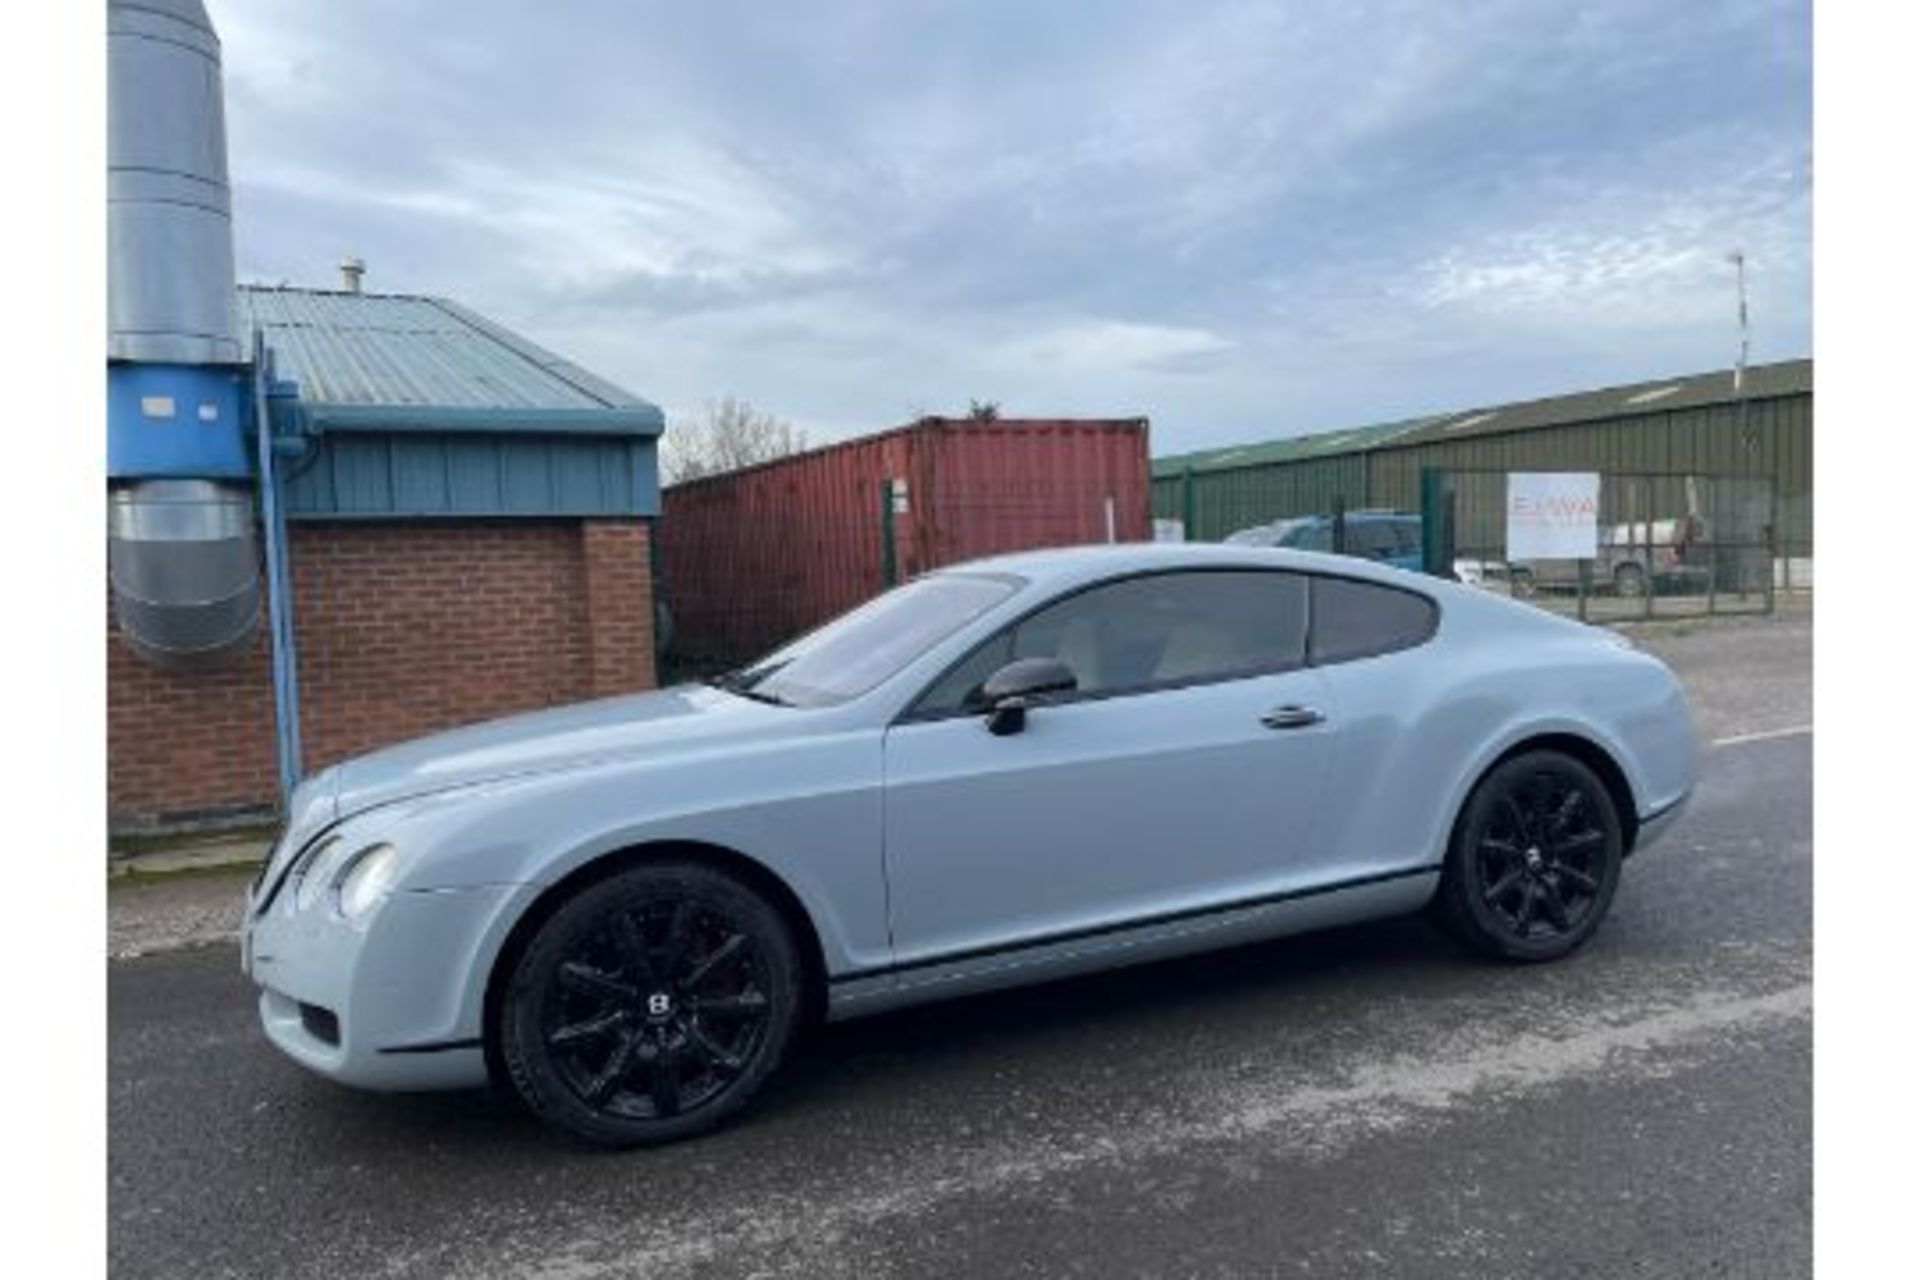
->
[107,362,252,479]
[276,430,660,520]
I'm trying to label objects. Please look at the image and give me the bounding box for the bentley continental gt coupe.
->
[244,543,1698,1146]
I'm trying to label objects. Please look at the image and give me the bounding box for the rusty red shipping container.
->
[660,417,1152,663]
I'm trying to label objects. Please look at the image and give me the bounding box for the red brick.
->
[109,518,656,830]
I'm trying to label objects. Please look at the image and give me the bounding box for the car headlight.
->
[336,844,400,920]
[292,838,346,912]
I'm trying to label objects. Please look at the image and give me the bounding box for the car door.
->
[880,569,1338,967]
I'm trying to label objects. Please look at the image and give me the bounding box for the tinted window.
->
[1309,576,1437,664]
[729,573,1019,708]
[1391,520,1424,555]
[1349,519,1400,559]
[914,571,1308,714]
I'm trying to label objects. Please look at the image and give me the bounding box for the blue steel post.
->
[252,333,303,799]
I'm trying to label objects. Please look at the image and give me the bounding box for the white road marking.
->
[494,981,1812,1280]
[1712,725,1813,748]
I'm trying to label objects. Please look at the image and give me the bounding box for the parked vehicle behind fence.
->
[1222,510,1424,571]
[1458,514,1711,598]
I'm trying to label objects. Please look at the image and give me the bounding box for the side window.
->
[1348,520,1399,560]
[1309,576,1437,665]
[913,632,1013,715]
[1392,520,1424,556]
[911,571,1308,715]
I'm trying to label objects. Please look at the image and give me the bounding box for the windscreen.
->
[718,573,1022,708]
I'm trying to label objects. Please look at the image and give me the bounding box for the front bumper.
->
[245,877,532,1091]
[1633,789,1693,855]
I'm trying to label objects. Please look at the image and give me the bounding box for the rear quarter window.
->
[1309,575,1438,664]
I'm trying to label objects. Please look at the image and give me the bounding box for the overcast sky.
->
[206,0,1811,455]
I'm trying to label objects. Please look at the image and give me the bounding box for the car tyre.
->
[1613,562,1648,599]
[498,861,804,1148]
[1432,750,1624,962]
[1507,566,1537,598]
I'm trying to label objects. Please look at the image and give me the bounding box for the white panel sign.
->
[1506,472,1599,560]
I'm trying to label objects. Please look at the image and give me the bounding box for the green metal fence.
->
[1426,469,1777,622]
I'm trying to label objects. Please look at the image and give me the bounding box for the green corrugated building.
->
[1153,359,1813,560]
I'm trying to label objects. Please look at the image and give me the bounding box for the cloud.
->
[204,0,1812,453]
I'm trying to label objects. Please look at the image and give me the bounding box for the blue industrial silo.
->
[106,0,261,667]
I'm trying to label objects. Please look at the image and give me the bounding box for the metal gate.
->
[1422,469,1777,621]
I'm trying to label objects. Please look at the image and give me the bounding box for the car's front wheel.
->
[1433,750,1625,962]
[497,861,803,1147]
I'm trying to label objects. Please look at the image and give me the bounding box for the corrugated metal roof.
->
[1154,358,1812,478]
[235,285,662,428]
[1152,417,1438,478]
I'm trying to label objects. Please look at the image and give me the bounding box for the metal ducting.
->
[109,481,262,668]
[108,0,261,667]
[108,0,240,365]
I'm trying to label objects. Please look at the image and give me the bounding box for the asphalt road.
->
[109,723,1810,1279]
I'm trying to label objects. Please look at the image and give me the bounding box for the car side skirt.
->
[825,866,1441,1021]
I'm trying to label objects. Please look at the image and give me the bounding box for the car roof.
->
[937,541,1433,592]
[934,541,1598,645]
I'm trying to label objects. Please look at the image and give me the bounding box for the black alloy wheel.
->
[498,861,803,1147]
[1433,750,1624,962]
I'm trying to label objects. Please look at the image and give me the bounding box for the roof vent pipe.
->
[340,257,365,294]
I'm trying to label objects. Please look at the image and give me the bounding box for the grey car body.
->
[245,543,1697,1098]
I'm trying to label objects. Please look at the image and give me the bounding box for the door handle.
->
[1261,705,1325,730]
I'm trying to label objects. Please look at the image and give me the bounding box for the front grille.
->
[298,1002,340,1046]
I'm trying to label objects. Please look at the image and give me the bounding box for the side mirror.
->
[980,657,1078,736]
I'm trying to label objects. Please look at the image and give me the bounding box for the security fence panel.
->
[1434,469,1775,623]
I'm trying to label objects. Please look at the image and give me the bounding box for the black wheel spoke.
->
[1537,879,1572,932]
[1529,778,1556,833]
[690,990,768,1017]
[1555,864,1599,895]
[1549,790,1585,834]
[1480,836,1521,857]
[647,1045,683,1117]
[548,1009,625,1048]
[1512,880,1535,934]
[1484,866,1524,903]
[583,1033,637,1103]
[687,1023,746,1075]
[684,933,748,989]
[609,910,657,985]
[660,899,696,975]
[1499,795,1532,841]
[1556,829,1604,854]
[558,961,636,1004]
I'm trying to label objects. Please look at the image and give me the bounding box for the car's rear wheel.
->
[1507,566,1537,597]
[1613,562,1648,598]
[1433,750,1624,962]
[498,861,803,1147]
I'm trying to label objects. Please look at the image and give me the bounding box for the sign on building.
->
[1507,472,1599,560]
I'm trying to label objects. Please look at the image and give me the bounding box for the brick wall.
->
[109,517,655,831]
